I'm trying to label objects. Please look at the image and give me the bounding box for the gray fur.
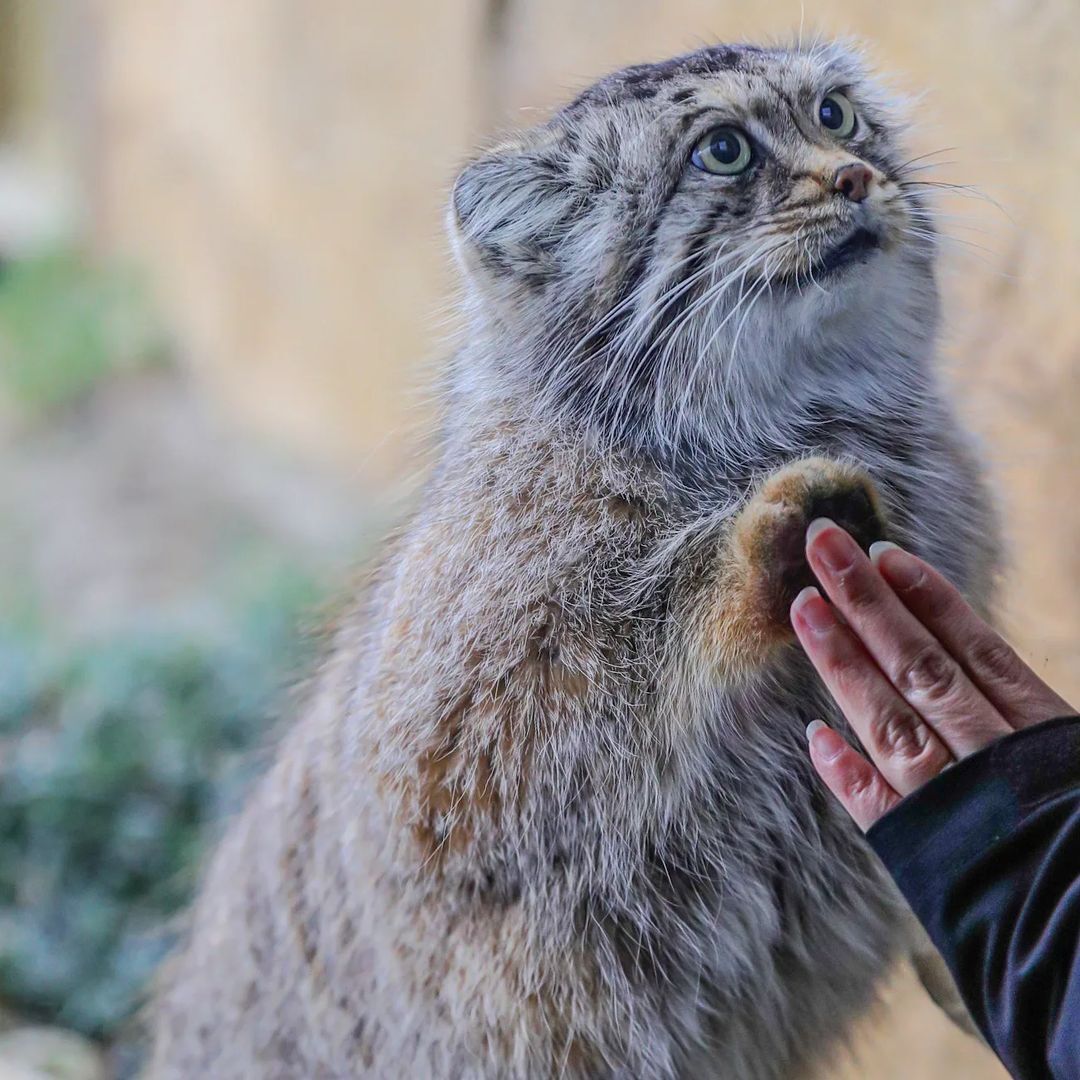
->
[149,39,998,1079]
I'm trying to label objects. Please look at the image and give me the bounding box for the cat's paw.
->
[702,457,889,676]
[737,456,887,625]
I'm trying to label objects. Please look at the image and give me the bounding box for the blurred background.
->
[0,1,1075,1076]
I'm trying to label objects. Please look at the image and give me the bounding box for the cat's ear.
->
[448,138,572,288]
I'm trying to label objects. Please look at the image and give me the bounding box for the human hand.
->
[790,520,1074,831]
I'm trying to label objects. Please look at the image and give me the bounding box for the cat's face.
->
[451,42,936,446]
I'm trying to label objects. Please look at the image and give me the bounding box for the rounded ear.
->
[450,151,521,251]
[448,139,575,286]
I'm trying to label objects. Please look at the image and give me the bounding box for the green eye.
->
[818,91,857,138]
[691,127,754,175]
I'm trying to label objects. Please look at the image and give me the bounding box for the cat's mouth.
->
[816,226,882,277]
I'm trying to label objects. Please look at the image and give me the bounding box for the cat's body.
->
[149,41,997,1079]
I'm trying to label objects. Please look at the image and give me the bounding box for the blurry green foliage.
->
[0,250,168,415]
[0,567,323,1037]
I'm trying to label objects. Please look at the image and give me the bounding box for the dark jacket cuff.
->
[868,714,1080,891]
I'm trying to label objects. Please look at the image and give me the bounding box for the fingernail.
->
[868,540,900,566]
[870,542,924,591]
[806,517,857,573]
[791,585,835,633]
[805,516,833,546]
[806,720,841,760]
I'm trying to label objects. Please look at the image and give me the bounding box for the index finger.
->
[870,542,1073,730]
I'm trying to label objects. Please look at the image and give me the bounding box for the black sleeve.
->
[867,714,1080,1080]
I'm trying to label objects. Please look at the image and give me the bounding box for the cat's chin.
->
[815,226,882,277]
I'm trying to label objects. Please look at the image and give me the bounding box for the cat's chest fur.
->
[664,391,969,556]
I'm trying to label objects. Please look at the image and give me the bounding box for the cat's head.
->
[449,41,937,448]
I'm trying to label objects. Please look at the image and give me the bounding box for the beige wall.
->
[0,1,53,145]
[86,5,1078,1075]
[93,0,487,472]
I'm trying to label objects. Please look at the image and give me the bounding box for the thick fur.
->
[149,40,998,1079]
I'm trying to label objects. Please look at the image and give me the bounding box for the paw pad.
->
[736,459,888,628]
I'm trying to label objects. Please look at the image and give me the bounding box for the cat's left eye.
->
[818,91,857,138]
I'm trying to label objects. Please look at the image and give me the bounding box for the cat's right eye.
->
[691,127,754,176]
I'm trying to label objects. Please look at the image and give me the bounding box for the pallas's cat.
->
[150,40,994,1080]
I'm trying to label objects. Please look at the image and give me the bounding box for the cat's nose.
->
[833,163,874,203]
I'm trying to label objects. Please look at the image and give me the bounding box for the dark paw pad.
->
[768,484,888,623]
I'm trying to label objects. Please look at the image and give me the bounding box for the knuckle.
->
[836,566,882,612]
[968,637,1022,688]
[895,645,960,703]
[843,767,879,804]
[923,581,954,621]
[872,706,934,763]
[827,650,869,692]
